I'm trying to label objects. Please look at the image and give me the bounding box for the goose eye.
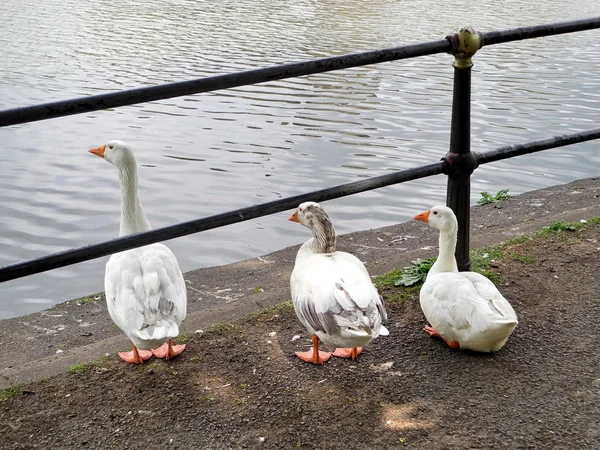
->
[109,145,114,150]
[433,211,438,215]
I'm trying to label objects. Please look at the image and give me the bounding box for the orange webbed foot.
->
[152,339,186,360]
[332,347,363,359]
[423,325,441,337]
[424,325,460,349]
[295,349,332,365]
[118,345,153,364]
[295,335,331,364]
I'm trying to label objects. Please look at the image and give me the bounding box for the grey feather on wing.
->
[333,283,387,329]
[376,295,388,323]
[300,300,338,334]
[158,295,174,316]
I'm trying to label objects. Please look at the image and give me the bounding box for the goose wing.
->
[422,272,516,333]
[291,251,386,335]
[105,243,187,341]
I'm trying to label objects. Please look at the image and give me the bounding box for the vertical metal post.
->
[443,27,482,271]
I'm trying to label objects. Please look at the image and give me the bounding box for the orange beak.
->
[88,144,106,158]
[413,209,430,223]
[288,211,300,222]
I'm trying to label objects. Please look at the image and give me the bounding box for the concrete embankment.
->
[0,177,598,389]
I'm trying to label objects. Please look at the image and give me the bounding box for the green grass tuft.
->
[537,221,582,236]
[587,216,600,226]
[262,301,294,315]
[67,355,111,375]
[381,286,420,304]
[68,363,88,374]
[75,296,96,305]
[373,269,405,289]
[505,234,533,246]
[510,252,534,264]
[470,245,503,270]
[0,386,21,403]
[201,323,242,336]
[373,267,423,304]
[247,301,295,322]
[477,189,511,206]
[177,332,193,344]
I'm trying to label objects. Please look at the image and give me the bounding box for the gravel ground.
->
[1,220,598,449]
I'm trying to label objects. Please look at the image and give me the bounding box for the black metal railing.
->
[1,17,599,283]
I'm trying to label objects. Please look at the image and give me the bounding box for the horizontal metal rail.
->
[0,162,445,283]
[1,17,599,128]
[475,128,600,164]
[481,16,600,46]
[0,40,451,128]
[1,124,599,284]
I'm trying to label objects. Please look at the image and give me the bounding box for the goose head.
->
[289,201,336,253]
[89,140,136,169]
[288,201,331,229]
[413,205,458,234]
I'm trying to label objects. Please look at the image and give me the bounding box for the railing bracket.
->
[441,151,479,178]
[446,27,484,69]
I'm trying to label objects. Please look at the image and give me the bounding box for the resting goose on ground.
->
[89,140,187,363]
[414,205,518,352]
[288,201,388,364]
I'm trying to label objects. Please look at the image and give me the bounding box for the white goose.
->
[414,205,518,352]
[289,202,388,364]
[89,140,187,363]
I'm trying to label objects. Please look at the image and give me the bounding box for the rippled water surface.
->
[1,0,599,318]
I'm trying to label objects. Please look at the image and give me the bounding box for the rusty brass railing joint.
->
[446,27,483,69]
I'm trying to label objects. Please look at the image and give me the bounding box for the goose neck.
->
[118,164,151,236]
[309,216,336,254]
[430,227,459,275]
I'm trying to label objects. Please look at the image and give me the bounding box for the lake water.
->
[1,0,599,319]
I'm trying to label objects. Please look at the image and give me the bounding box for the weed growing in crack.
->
[477,189,511,206]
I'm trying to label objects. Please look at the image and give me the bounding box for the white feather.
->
[106,244,187,350]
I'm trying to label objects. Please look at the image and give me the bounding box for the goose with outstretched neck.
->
[414,205,518,352]
[89,140,187,363]
[288,201,388,364]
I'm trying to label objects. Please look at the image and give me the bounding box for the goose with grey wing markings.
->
[288,202,388,364]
